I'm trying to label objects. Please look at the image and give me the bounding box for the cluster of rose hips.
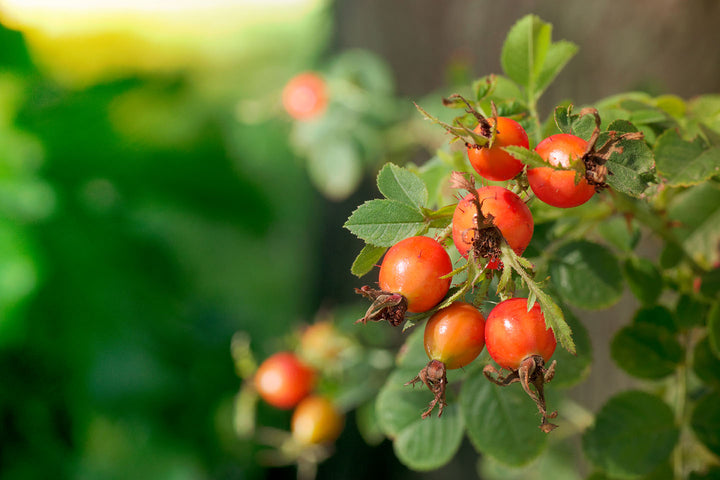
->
[252,322,345,450]
[355,109,608,431]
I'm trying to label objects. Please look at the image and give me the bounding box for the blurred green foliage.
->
[0,15,335,478]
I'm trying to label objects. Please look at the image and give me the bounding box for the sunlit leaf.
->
[603,120,656,197]
[351,244,386,278]
[377,163,428,208]
[344,199,426,247]
[534,41,577,100]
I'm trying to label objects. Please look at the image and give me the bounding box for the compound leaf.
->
[344,199,426,247]
[377,163,428,208]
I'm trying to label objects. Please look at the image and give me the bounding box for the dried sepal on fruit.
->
[354,286,408,326]
[450,172,533,269]
[483,298,558,432]
[528,108,645,208]
[355,236,453,326]
[407,302,486,418]
[406,359,448,418]
[577,108,644,190]
[484,356,558,433]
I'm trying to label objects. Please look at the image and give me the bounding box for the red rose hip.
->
[254,352,315,409]
[452,186,534,265]
[485,298,557,370]
[282,72,328,121]
[528,133,596,208]
[379,236,452,313]
[424,301,486,369]
[467,116,529,181]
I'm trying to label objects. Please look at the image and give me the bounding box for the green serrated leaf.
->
[503,145,558,170]
[423,204,455,229]
[622,256,663,305]
[411,157,453,208]
[555,105,576,134]
[501,15,551,99]
[550,310,592,388]
[344,199,426,247]
[534,40,578,100]
[527,290,537,311]
[414,102,488,146]
[573,114,597,141]
[655,129,720,187]
[351,244,386,277]
[376,366,433,437]
[501,242,575,354]
[667,181,720,270]
[460,364,547,466]
[377,163,428,208]
[497,261,513,292]
[600,121,657,197]
[550,241,623,311]
[610,323,683,379]
[691,391,720,457]
[583,390,679,478]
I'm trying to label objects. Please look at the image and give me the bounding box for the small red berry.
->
[452,186,534,265]
[484,298,557,370]
[407,302,486,418]
[379,236,452,313]
[291,395,344,445]
[254,352,315,409]
[528,133,596,208]
[282,72,328,121]
[424,301,486,369]
[467,117,529,181]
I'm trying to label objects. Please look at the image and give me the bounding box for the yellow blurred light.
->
[0,0,319,34]
[0,0,326,86]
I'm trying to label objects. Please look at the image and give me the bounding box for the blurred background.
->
[0,1,718,479]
